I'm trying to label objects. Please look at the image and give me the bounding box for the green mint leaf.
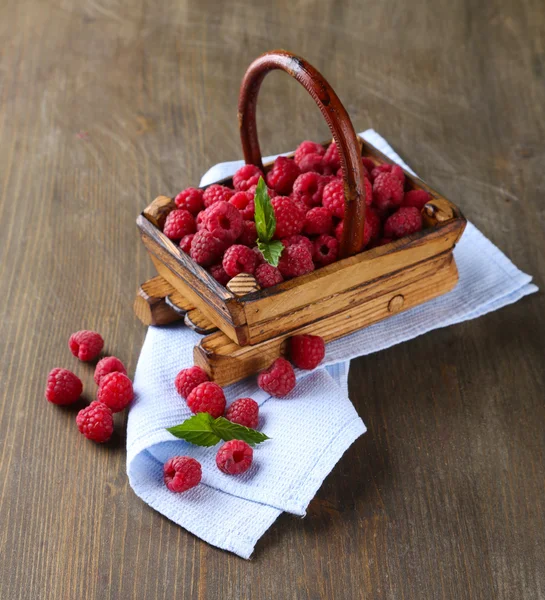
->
[166,412,221,447]
[257,239,284,267]
[254,177,276,243]
[211,417,271,447]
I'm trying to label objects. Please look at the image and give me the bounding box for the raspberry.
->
[179,233,195,253]
[97,372,134,413]
[203,184,234,208]
[69,330,104,362]
[278,244,314,278]
[233,164,263,191]
[45,368,83,405]
[294,140,325,165]
[216,440,253,475]
[196,211,206,230]
[303,207,333,235]
[163,209,196,241]
[312,234,339,266]
[289,334,325,369]
[190,229,226,266]
[281,234,314,255]
[225,397,259,428]
[164,456,202,493]
[266,156,300,195]
[322,179,345,218]
[298,153,325,174]
[255,263,283,288]
[335,205,381,248]
[203,201,243,243]
[76,401,114,443]
[247,183,277,198]
[363,176,373,206]
[361,157,376,173]
[174,188,204,215]
[238,220,257,247]
[186,382,226,418]
[94,356,126,385]
[271,196,305,238]
[175,366,210,399]
[384,207,423,239]
[257,357,296,397]
[373,172,404,212]
[371,163,405,184]
[209,263,230,286]
[292,172,328,208]
[323,141,340,172]
[229,191,255,219]
[252,246,266,266]
[402,189,431,210]
[223,244,258,277]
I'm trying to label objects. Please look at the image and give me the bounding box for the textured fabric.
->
[127,130,537,559]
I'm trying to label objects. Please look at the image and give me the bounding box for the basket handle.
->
[238,50,367,257]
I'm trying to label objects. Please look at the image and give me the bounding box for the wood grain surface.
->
[0,0,544,598]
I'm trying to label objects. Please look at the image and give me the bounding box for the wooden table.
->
[1,1,544,598]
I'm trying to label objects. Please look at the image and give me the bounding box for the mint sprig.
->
[253,177,284,267]
[166,412,270,447]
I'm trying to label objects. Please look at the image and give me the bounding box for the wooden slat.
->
[184,308,218,334]
[133,275,183,326]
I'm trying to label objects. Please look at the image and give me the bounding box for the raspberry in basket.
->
[175,366,209,399]
[216,440,253,475]
[361,157,376,174]
[209,263,230,286]
[223,244,258,277]
[190,229,227,266]
[163,208,196,241]
[94,356,126,385]
[292,172,328,208]
[323,141,340,172]
[402,189,431,210]
[247,183,277,198]
[69,330,104,362]
[298,153,325,174]
[238,220,258,247]
[373,172,404,212]
[252,246,266,266]
[312,234,338,266]
[281,234,313,255]
[384,206,423,239]
[225,397,259,428]
[203,184,234,208]
[175,188,204,215]
[45,368,83,405]
[76,401,114,443]
[323,179,347,218]
[229,191,255,219]
[371,163,405,184]
[97,372,134,413]
[233,164,263,191]
[179,233,195,253]
[266,156,301,195]
[294,140,325,165]
[271,196,305,238]
[255,263,283,288]
[334,204,381,248]
[257,357,296,397]
[289,334,325,369]
[303,206,333,236]
[203,201,243,244]
[164,456,202,493]
[186,382,226,418]
[278,244,314,278]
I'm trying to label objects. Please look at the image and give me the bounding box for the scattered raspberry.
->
[271,196,305,238]
[94,356,126,385]
[222,244,258,277]
[76,401,114,443]
[384,207,423,239]
[322,179,345,218]
[266,156,301,195]
[294,140,325,165]
[303,207,333,236]
[97,372,134,413]
[163,209,196,241]
[278,244,314,278]
[186,382,226,418]
[164,456,202,493]
[238,220,257,247]
[209,263,230,286]
[361,157,376,173]
[257,357,296,397]
[203,184,234,208]
[281,234,314,255]
[203,201,243,244]
[289,334,325,369]
[323,141,340,172]
[298,153,325,174]
[216,440,253,475]
[225,397,259,428]
[373,172,404,212]
[233,164,263,191]
[45,368,83,405]
[255,263,284,288]
[179,233,195,253]
[174,188,204,215]
[190,229,226,266]
[292,172,328,208]
[402,189,431,210]
[312,234,339,266]
[69,330,104,362]
[175,366,210,399]
[229,191,255,219]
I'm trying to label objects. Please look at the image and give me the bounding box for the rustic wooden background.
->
[1,0,544,598]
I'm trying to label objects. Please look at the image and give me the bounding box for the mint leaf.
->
[211,417,270,447]
[257,239,284,267]
[254,177,276,243]
[166,413,220,447]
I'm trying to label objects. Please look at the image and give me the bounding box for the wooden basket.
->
[135,50,466,386]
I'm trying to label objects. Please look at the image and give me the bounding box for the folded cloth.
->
[127,130,538,559]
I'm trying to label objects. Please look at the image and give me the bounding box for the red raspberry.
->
[229,191,255,219]
[164,456,202,493]
[292,172,328,208]
[175,188,204,215]
[371,163,404,184]
[190,229,226,266]
[281,234,313,255]
[163,209,196,241]
[216,440,253,475]
[209,263,230,286]
[223,244,258,277]
[289,334,325,369]
[373,172,404,212]
[195,211,206,230]
[255,263,283,288]
[233,164,263,191]
[247,183,277,198]
[97,372,134,413]
[175,366,209,399]
[402,189,431,210]
[203,201,243,243]
[271,196,305,238]
[266,156,300,195]
[313,234,339,266]
[323,141,340,172]
[384,207,423,239]
[294,140,325,165]
[45,368,82,405]
[238,220,257,247]
[203,184,234,208]
[278,244,314,278]
[362,157,376,173]
[179,233,195,253]
[363,176,373,206]
[335,205,381,248]
[257,357,296,397]
[186,382,226,418]
[69,330,104,362]
[303,207,333,236]
[225,397,259,428]
[322,179,345,218]
[76,401,114,443]
[94,356,126,385]
[252,246,266,266]
[298,153,325,174]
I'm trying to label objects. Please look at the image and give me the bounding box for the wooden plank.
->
[142,195,176,229]
[133,275,184,326]
[184,308,218,334]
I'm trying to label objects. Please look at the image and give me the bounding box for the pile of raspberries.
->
[163,140,430,289]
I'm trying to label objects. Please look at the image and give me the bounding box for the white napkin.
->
[127,130,537,559]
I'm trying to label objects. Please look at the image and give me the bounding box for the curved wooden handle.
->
[238,50,367,257]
